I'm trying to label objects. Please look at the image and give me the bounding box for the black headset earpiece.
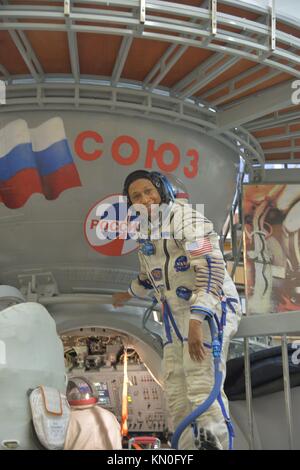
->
[150,171,175,203]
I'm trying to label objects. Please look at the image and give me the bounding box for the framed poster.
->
[243,184,300,315]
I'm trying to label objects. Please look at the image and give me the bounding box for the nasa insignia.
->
[174,256,190,272]
[151,268,163,281]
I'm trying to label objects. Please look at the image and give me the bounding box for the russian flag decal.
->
[0,117,81,209]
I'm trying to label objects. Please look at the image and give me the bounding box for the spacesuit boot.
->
[194,427,222,450]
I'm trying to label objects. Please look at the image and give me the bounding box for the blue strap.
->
[190,309,209,320]
[221,299,227,327]
[138,276,153,290]
[163,303,173,345]
[190,306,214,319]
[220,296,239,334]
[206,255,212,294]
[226,297,239,314]
[213,313,221,331]
[192,421,198,439]
[164,301,184,342]
[217,394,235,450]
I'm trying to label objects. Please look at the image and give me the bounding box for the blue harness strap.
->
[226,297,239,314]
[221,298,228,327]
[217,394,235,450]
[137,276,153,290]
[162,300,184,346]
[206,255,212,293]
[162,302,173,346]
[167,306,184,342]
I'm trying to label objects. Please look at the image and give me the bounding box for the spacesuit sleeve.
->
[173,203,225,323]
[110,415,123,449]
[128,251,154,299]
[64,414,81,450]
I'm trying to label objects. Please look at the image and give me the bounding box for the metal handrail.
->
[235,311,300,450]
[220,161,244,275]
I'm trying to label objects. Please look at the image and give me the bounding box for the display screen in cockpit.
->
[94,382,111,406]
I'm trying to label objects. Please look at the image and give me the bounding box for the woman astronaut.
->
[113,170,242,450]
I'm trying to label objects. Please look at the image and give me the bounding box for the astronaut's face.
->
[128,178,161,215]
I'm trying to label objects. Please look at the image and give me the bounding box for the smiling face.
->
[128,178,162,215]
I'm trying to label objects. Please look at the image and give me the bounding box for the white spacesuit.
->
[124,171,242,450]
[0,286,66,450]
[64,376,122,450]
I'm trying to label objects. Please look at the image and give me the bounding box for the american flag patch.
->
[185,237,213,257]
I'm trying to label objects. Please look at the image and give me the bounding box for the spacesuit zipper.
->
[163,239,171,290]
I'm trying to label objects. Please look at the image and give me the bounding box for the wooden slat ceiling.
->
[1,0,300,164]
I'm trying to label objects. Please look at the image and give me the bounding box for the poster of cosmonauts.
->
[243,184,300,315]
